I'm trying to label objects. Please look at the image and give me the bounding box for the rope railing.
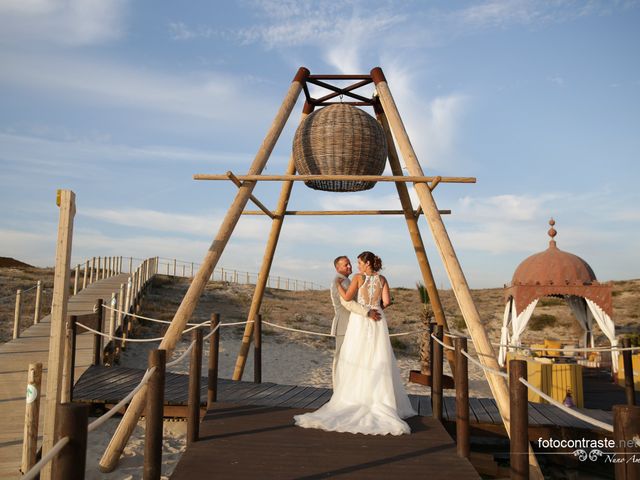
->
[262,320,423,338]
[21,436,70,480]
[88,366,157,433]
[430,333,615,433]
[442,331,640,353]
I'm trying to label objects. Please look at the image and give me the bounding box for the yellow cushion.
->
[544,339,562,357]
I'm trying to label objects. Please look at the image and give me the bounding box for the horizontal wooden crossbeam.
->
[195,173,476,185]
[242,209,451,216]
[225,172,275,219]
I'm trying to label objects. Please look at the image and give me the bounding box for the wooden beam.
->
[233,104,313,381]
[195,173,476,184]
[376,106,457,374]
[99,67,309,473]
[371,67,543,479]
[226,171,275,219]
[241,209,451,216]
[41,189,75,480]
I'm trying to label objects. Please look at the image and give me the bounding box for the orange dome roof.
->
[511,219,597,286]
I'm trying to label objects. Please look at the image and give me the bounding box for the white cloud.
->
[454,193,562,222]
[0,52,276,124]
[0,0,129,46]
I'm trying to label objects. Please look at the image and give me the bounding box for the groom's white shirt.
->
[330,273,369,353]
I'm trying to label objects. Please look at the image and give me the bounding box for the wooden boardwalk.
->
[170,402,480,479]
[0,273,129,479]
[73,365,614,433]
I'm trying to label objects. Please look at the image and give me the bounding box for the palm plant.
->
[417,282,434,375]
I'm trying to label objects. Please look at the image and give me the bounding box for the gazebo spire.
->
[548,218,557,248]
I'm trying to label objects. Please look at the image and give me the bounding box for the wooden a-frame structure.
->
[99,67,542,478]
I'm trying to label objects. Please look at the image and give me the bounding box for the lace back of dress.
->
[357,275,382,309]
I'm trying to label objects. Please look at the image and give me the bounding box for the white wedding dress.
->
[294,274,416,435]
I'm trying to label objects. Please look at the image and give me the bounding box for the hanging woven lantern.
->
[293,104,387,192]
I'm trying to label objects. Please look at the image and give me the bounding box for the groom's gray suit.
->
[330,273,370,378]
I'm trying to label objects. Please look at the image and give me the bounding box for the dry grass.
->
[0,266,56,343]
[2,264,639,355]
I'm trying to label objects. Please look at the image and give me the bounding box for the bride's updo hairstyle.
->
[358,251,382,272]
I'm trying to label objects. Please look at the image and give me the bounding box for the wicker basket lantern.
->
[293,104,387,192]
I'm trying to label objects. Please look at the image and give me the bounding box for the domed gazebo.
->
[498,219,618,370]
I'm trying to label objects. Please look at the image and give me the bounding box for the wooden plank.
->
[305,389,332,409]
[443,396,456,421]
[469,397,493,424]
[292,388,329,409]
[418,395,433,417]
[171,402,480,479]
[478,398,502,425]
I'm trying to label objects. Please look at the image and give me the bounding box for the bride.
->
[294,251,416,435]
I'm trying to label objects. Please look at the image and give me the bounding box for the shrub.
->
[390,337,407,351]
[538,296,564,307]
[528,314,557,331]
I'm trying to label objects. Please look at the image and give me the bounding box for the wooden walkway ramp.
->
[73,365,614,433]
[171,402,480,479]
[0,273,129,479]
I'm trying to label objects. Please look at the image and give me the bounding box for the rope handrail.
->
[519,378,614,432]
[262,321,334,337]
[88,366,157,433]
[262,320,424,339]
[76,319,250,344]
[431,334,615,433]
[443,331,640,353]
[0,284,39,301]
[101,304,211,326]
[21,436,70,480]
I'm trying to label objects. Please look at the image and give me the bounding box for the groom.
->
[330,256,381,380]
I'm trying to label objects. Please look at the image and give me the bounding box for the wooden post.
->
[432,324,443,421]
[208,313,220,407]
[73,264,79,294]
[34,280,42,324]
[52,403,89,480]
[21,362,43,474]
[254,314,262,384]
[173,258,177,276]
[144,349,166,480]
[90,257,95,284]
[191,262,194,278]
[118,283,125,329]
[99,67,308,472]
[232,102,313,380]
[369,67,545,476]
[13,289,22,339]
[510,359,529,480]
[108,293,117,343]
[97,256,101,280]
[108,256,112,277]
[129,257,133,275]
[455,337,470,458]
[622,338,636,406]
[93,300,103,366]
[83,260,88,289]
[41,189,75,480]
[613,405,640,479]
[61,316,77,403]
[376,107,455,374]
[188,329,203,445]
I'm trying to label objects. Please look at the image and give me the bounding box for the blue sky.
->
[1,0,638,289]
